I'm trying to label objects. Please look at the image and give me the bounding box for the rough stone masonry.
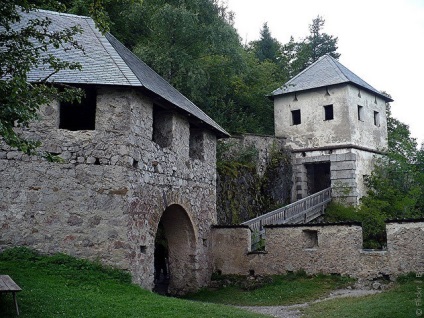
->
[0,87,219,294]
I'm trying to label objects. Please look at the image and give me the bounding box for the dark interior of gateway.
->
[306,162,331,194]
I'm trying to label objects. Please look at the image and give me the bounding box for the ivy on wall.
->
[216,140,292,225]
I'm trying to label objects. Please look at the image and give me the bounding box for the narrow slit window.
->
[374,111,380,126]
[59,86,96,131]
[357,105,364,121]
[189,125,204,161]
[324,105,334,120]
[291,109,301,125]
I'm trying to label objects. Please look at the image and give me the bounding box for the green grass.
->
[184,272,354,306]
[0,247,266,318]
[302,274,422,318]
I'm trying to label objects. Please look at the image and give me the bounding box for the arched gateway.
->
[154,204,197,295]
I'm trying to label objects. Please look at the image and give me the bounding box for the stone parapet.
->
[212,221,424,279]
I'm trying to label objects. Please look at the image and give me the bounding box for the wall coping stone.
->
[247,251,268,255]
[385,218,424,224]
[230,133,287,140]
[212,225,250,229]
[264,221,362,228]
[360,249,388,255]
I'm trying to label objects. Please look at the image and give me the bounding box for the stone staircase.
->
[241,187,332,250]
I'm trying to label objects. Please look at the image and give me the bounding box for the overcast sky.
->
[224,0,424,145]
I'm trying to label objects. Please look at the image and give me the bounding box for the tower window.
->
[374,111,380,126]
[291,109,301,125]
[59,86,96,131]
[152,105,172,148]
[324,105,334,120]
[357,105,364,121]
[189,125,204,161]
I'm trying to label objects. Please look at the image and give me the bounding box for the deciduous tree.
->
[0,1,84,155]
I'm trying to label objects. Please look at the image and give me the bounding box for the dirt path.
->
[238,289,381,318]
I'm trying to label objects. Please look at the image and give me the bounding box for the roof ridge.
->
[106,33,227,132]
[272,55,328,95]
[88,24,137,85]
[326,55,349,82]
[271,54,393,102]
[331,56,383,95]
[35,8,91,19]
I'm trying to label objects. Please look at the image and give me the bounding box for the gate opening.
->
[153,204,196,295]
[306,162,331,195]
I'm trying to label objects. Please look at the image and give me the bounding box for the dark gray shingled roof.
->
[19,9,229,137]
[271,55,393,102]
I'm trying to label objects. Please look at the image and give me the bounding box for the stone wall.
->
[218,134,286,176]
[0,86,218,294]
[274,84,388,151]
[216,134,292,225]
[292,148,382,204]
[212,220,424,280]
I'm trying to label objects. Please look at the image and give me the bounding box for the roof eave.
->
[270,82,393,103]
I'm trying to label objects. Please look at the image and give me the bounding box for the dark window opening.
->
[303,230,318,248]
[59,86,96,130]
[133,160,139,169]
[189,125,204,160]
[324,105,334,120]
[152,105,172,148]
[374,111,380,126]
[306,162,331,195]
[357,105,364,121]
[291,109,301,125]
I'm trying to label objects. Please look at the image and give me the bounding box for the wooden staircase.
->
[241,187,332,250]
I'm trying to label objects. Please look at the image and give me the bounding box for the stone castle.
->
[1,9,422,295]
[0,9,228,294]
[271,55,392,204]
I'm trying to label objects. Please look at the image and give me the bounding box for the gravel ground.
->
[238,289,381,318]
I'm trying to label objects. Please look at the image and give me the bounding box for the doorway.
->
[305,162,331,195]
[153,204,196,295]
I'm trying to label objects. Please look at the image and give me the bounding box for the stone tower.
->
[271,55,392,204]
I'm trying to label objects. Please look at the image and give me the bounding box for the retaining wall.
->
[212,220,424,279]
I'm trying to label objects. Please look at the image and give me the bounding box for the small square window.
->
[373,111,380,126]
[291,109,301,125]
[324,105,334,120]
[59,86,96,131]
[357,105,364,121]
[303,230,318,248]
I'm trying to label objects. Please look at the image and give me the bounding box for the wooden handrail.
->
[242,187,332,250]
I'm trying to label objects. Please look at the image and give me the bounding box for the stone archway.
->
[154,204,197,295]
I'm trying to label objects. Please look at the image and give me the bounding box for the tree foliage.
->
[2,1,341,152]
[250,22,281,63]
[283,16,340,77]
[325,103,424,249]
[362,104,424,219]
[103,3,340,135]
[0,1,84,155]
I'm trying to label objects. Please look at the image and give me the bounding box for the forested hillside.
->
[49,0,339,135]
[13,0,423,229]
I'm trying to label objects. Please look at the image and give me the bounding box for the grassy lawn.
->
[184,272,354,306]
[302,274,422,318]
[0,248,266,318]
